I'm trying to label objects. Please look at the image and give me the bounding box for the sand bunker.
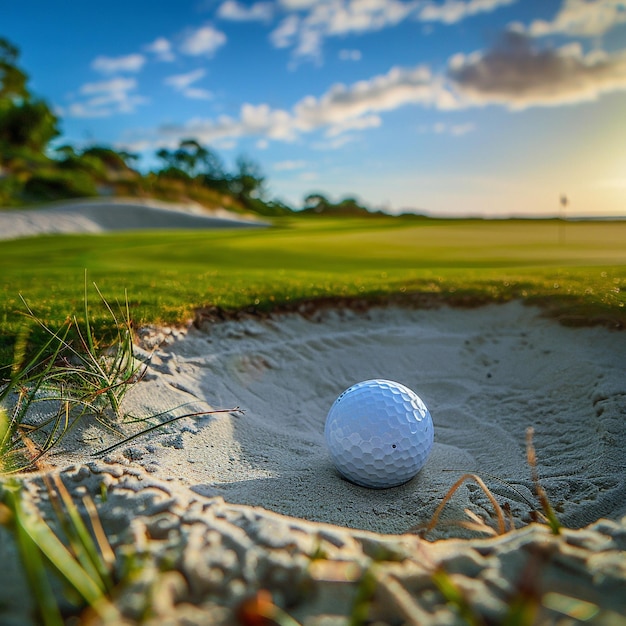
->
[0,197,267,240]
[54,301,626,537]
[4,300,626,624]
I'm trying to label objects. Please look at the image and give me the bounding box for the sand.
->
[0,197,267,240]
[4,462,626,625]
[3,300,626,624]
[46,300,625,537]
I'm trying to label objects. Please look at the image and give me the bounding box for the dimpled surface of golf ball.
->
[324,379,434,489]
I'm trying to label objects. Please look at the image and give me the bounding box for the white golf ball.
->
[324,379,434,489]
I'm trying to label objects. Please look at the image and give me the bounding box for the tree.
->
[82,146,137,172]
[178,139,206,175]
[303,193,331,213]
[117,150,139,168]
[231,155,266,202]
[336,196,369,215]
[54,144,77,159]
[0,38,28,102]
[0,39,59,154]
[156,138,225,181]
[302,193,371,216]
[197,147,228,190]
[0,99,59,152]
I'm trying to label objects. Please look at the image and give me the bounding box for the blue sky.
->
[4,0,626,216]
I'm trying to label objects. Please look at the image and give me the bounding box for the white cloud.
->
[119,27,626,150]
[270,0,419,61]
[279,0,318,9]
[80,78,137,95]
[325,114,381,137]
[144,102,295,149]
[448,32,626,109]
[214,139,237,150]
[270,14,301,47]
[321,0,418,36]
[145,37,175,62]
[217,0,274,21]
[273,159,307,170]
[292,65,457,132]
[339,48,362,61]
[179,24,227,57]
[294,27,323,60]
[523,0,626,38]
[147,116,241,148]
[67,103,111,119]
[418,0,517,25]
[124,62,458,149]
[183,87,215,100]
[164,69,214,100]
[164,69,206,90]
[312,135,356,150]
[449,122,476,135]
[240,103,296,139]
[69,78,147,117]
[271,0,517,62]
[91,54,146,74]
[114,138,153,152]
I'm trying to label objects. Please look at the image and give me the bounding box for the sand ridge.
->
[2,461,625,624]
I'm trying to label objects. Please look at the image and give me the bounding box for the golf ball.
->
[324,379,434,489]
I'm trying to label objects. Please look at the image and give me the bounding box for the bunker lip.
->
[6,460,626,625]
[191,292,625,333]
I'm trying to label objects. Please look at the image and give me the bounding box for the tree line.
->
[0,37,292,216]
[0,37,376,218]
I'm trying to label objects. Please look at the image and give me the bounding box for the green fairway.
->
[1,216,625,363]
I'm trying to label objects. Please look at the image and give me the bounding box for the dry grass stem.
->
[419,473,507,537]
[526,427,561,535]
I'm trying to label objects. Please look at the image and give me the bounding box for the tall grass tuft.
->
[0,278,242,472]
[0,279,141,474]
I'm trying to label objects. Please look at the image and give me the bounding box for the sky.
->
[3,0,626,217]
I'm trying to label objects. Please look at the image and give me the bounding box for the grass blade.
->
[526,427,561,535]
[93,407,242,456]
[83,270,96,357]
[419,473,506,537]
[46,474,114,592]
[10,493,65,626]
[17,495,107,603]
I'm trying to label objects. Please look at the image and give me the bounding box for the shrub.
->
[0,174,23,206]
[22,170,97,201]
